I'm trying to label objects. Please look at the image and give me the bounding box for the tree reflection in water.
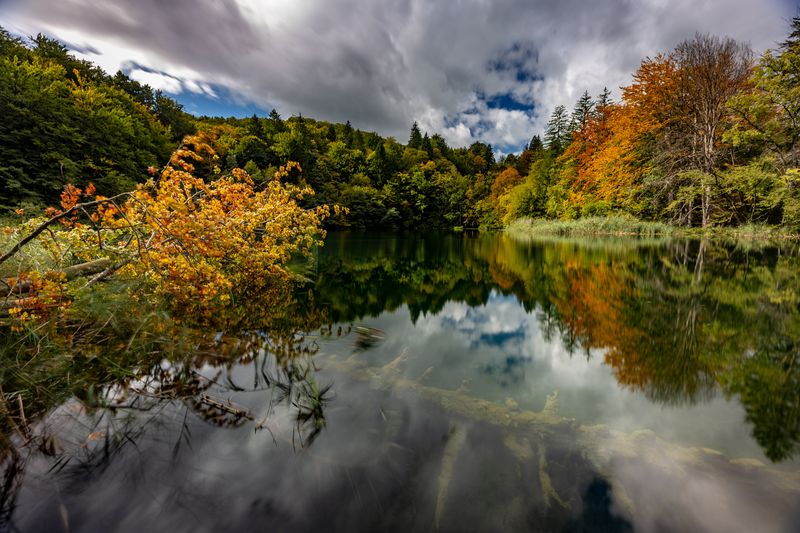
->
[0,232,799,532]
[313,232,800,462]
[0,283,333,528]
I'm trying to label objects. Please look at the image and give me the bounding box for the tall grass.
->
[506,216,675,237]
[506,217,800,241]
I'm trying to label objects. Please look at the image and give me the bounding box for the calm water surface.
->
[4,231,800,532]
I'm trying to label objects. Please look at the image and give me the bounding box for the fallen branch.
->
[3,259,114,295]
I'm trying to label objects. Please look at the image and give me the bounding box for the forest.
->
[2,21,800,231]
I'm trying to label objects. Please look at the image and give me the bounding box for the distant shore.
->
[505,216,800,240]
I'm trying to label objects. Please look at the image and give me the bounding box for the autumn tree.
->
[672,34,753,225]
[1,129,335,322]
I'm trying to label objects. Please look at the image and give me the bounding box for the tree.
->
[553,55,677,218]
[154,90,196,140]
[112,71,156,110]
[265,108,286,136]
[421,133,433,157]
[367,141,390,186]
[570,91,594,133]
[728,18,800,172]
[673,33,753,225]
[596,87,613,110]
[468,142,495,173]
[408,121,423,149]
[2,132,334,321]
[545,105,570,153]
[343,120,354,147]
[431,133,450,158]
[0,52,173,207]
[247,113,265,138]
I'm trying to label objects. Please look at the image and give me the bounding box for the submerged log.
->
[324,349,800,513]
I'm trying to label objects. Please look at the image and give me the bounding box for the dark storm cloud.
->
[1,0,792,150]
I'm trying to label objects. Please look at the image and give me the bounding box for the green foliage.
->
[5,22,800,232]
[408,121,423,149]
[0,27,194,209]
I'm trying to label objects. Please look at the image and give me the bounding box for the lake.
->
[4,231,800,532]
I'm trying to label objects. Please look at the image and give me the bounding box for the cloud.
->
[1,0,793,151]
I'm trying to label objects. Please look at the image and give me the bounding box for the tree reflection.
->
[313,231,800,461]
[0,280,333,527]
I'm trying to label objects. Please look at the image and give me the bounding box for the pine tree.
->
[325,123,337,142]
[782,15,800,50]
[343,120,354,147]
[544,105,569,153]
[421,132,433,156]
[247,113,264,138]
[596,87,613,110]
[408,121,423,149]
[570,91,594,132]
[527,135,543,152]
[266,109,286,135]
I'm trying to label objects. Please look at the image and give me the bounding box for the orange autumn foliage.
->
[558,55,678,213]
[551,260,650,389]
[4,129,336,324]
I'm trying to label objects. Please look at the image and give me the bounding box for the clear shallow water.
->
[4,231,800,532]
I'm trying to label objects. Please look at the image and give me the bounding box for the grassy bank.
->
[506,217,675,237]
[506,217,800,240]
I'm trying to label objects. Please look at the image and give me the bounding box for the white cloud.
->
[128,69,182,94]
[1,0,793,151]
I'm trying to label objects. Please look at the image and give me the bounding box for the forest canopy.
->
[2,21,800,230]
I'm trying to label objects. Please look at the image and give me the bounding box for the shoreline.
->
[505,216,800,241]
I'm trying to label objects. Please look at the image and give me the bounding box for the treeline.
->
[204,19,800,230]
[4,21,800,229]
[524,25,800,229]
[198,113,498,228]
[0,28,195,209]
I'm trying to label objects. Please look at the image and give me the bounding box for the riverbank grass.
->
[506,217,675,237]
[506,217,799,240]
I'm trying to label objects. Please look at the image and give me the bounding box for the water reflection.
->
[1,231,799,532]
[314,232,800,462]
[0,286,333,530]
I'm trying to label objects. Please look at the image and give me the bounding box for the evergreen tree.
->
[544,105,569,153]
[265,108,286,136]
[368,141,389,186]
[421,132,433,157]
[782,15,800,50]
[408,121,423,149]
[596,86,613,109]
[326,123,337,142]
[431,133,450,157]
[527,135,543,152]
[343,120,354,147]
[570,90,594,132]
[247,113,264,138]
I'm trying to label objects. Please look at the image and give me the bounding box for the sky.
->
[1,0,797,153]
